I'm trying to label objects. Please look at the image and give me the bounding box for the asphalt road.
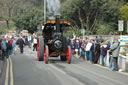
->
[2,47,128,85]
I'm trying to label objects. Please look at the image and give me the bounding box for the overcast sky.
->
[47,0,60,18]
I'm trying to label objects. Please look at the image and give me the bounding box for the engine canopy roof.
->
[43,20,71,27]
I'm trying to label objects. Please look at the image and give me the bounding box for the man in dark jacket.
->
[18,37,25,53]
[101,43,109,66]
[90,39,96,63]
[94,40,101,64]
[6,41,12,58]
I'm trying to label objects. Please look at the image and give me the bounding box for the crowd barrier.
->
[97,52,128,72]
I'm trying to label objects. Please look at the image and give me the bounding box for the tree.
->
[13,8,43,33]
[120,5,128,21]
[120,5,128,34]
[60,0,123,35]
[0,0,19,28]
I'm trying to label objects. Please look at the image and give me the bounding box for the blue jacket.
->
[12,40,16,48]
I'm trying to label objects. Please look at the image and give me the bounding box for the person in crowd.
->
[6,40,12,58]
[96,36,99,42]
[109,49,114,70]
[74,39,79,56]
[18,37,25,53]
[106,40,111,49]
[28,35,32,48]
[24,35,29,46]
[1,38,7,60]
[70,39,75,55]
[80,40,86,59]
[85,40,92,61]
[67,37,71,45]
[12,38,16,55]
[79,39,83,49]
[101,42,109,66]
[33,36,38,51]
[110,39,120,71]
[98,36,104,43]
[94,40,101,64]
[105,40,113,69]
[91,39,96,63]
[79,39,83,55]
[10,38,13,55]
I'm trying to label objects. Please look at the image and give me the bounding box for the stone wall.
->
[85,35,120,41]
[0,21,7,28]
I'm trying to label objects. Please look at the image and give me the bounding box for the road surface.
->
[1,47,128,85]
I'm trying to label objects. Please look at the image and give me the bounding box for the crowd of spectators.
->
[0,33,121,71]
[0,33,38,60]
[68,35,120,71]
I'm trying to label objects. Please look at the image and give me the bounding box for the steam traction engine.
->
[37,16,72,64]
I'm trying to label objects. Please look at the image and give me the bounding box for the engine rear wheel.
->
[44,45,49,64]
[66,46,72,64]
[60,37,68,61]
[37,36,44,61]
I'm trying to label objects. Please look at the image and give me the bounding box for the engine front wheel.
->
[44,45,49,64]
[66,46,72,64]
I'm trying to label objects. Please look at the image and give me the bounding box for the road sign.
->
[118,20,124,31]
[81,29,85,39]
[81,29,85,34]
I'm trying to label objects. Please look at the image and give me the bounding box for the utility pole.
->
[44,0,46,21]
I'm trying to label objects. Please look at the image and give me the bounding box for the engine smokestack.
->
[55,15,60,32]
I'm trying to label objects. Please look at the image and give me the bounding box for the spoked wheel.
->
[37,36,44,61]
[44,45,49,64]
[66,46,72,64]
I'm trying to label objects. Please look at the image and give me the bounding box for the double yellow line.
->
[5,57,14,85]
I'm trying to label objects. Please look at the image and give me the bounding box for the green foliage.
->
[95,21,114,35]
[120,5,128,21]
[119,5,128,34]
[64,26,82,38]
[0,28,9,35]
[13,8,43,33]
[60,0,124,35]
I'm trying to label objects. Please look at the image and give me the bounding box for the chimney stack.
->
[55,15,60,32]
